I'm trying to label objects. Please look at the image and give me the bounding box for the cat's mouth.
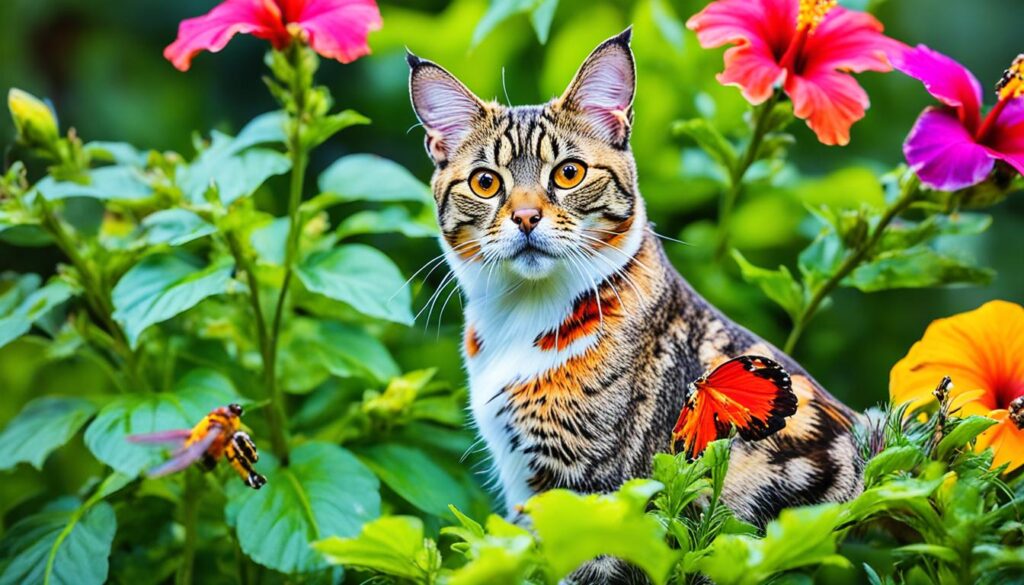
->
[507,242,559,279]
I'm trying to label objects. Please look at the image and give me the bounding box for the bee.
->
[128,403,267,489]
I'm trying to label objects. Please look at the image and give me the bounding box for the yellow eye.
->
[469,169,502,198]
[552,160,587,189]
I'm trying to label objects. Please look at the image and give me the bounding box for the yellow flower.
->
[890,300,1024,472]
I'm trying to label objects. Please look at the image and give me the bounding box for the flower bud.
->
[8,88,59,148]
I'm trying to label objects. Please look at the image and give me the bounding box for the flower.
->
[165,0,382,72]
[686,0,904,146]
[8,88,59,148]
[893,46,1024,191]
[890,300,1024,472]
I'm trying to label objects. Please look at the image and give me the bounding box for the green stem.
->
[36,196,148,391]
[175,469,201,585]
[783,174,921,354]
[715,91,783,259]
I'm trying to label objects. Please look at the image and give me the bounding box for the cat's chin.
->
[507,250,559,280]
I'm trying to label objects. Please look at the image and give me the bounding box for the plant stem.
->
[715,91,783,259]
[261,45,312,463]
[783,174,921,354]
[175,469,201,585]
[36,196,148,391]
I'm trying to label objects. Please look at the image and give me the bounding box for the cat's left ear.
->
[557,27,636,147]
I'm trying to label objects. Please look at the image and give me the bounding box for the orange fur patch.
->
[465,325,482,358]
[535,290,620,351]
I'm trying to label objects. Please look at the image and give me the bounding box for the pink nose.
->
[512,208,542,235]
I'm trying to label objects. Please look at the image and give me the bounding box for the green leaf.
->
[863,445,924,486]
[894,544,959,564]
[227,441,380,574]
[0,397,96,471]
[280,318,400,393]
[140,209,217,247]
[473,0,560,45]
[296,244,413,325]
[34,166,152,202]
[525,479,677,584]
[83,370,239,476]
[0,279,74,350]
[0,497,116,585]
[699,504,847,585]
[444,513,537,585]
[335,206,438,240]
[355,443,470,518]
[732,250,804,321]
[85,141,148,167]
[798,229,844,292]
[112,252,235,348]
[315,154,432,208]
[876,213,991,253]
[303,110,370,150]
[936,415,998,461]
[313,516,439,581]
[673,118,738,172]
[233,111,288,150]
[843,247,994,293]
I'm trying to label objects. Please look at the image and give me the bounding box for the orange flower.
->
[890,300,1024,472]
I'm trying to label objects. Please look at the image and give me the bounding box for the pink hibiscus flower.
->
[687,0,905,146]
[165,0,382,71]
[893,46,1024,191]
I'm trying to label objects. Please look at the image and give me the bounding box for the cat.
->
[408,28,864,582]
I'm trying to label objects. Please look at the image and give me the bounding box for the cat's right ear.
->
[408,52,487,165]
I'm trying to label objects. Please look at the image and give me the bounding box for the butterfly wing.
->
[672,356,797,458]
[146,428,221,478]
[127,429,192,444]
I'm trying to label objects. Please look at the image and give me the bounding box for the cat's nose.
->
[511,208,543,235]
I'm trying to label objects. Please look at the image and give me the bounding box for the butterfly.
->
[127,403,267,489]
[671,355,798,459]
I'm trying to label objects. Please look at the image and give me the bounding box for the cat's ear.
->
[557,28,636,146]
[408,52,488,165]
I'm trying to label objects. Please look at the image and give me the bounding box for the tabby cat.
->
[408,29,864,582]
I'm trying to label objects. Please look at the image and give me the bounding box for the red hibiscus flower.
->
[687,0,905,146]
[165,0,382,72]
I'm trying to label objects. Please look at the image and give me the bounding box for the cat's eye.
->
[469,169,502,198]
[552,160,587,189]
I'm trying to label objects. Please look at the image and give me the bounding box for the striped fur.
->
[409,29,863,583]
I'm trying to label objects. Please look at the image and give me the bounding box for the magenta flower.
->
[165,0,382,72]
[893,45,1024,191]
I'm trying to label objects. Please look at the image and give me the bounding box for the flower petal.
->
[801,8,902,75]
[785,70,868,146]
[295,0,383,64]
[686,0,794,104]
[976,412,1024,472]
[891,44,984,132]
[984,100,1024,177]
[164,0,287,71]
[904,106,994,191]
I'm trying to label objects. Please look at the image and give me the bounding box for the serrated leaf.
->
[335,207,438,240]
[936,415,998,461]
[313,516,438,581]
[0,397,96,471]
[226,441,380,573]
[314,154,432,208]
[0,497,116,585]
[732,250,804,321]
[296,244,413,325]
[673,118,738,172]
[140,209,217,247]
[83,370,239,476]
[355,443,470,518]
[525,479,676,584]
[0,279,74,350]
[112,252,235,348]
[843,247,994,293]
[34,166,152,202]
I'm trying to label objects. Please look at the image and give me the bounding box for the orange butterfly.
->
[672,356,798,459]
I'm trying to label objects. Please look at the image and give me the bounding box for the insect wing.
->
[126,429,192,444]
[147,428,221,478]
[672,356,796,458]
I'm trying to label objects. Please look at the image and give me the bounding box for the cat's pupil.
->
[479,173,493,188]
[562,165,577,179]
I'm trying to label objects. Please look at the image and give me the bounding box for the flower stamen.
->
[996,54,1024,101]
[1010,396,1024,430]
[797,0,838,32]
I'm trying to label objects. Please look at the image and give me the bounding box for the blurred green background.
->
[1,0,1021,416]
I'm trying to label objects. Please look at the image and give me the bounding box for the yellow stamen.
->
[996,54,1024,101]
[797,0,837,32]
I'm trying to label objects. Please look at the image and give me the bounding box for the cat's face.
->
[408,30,645,285]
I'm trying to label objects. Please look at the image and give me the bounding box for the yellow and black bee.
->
[128,403,266,489]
